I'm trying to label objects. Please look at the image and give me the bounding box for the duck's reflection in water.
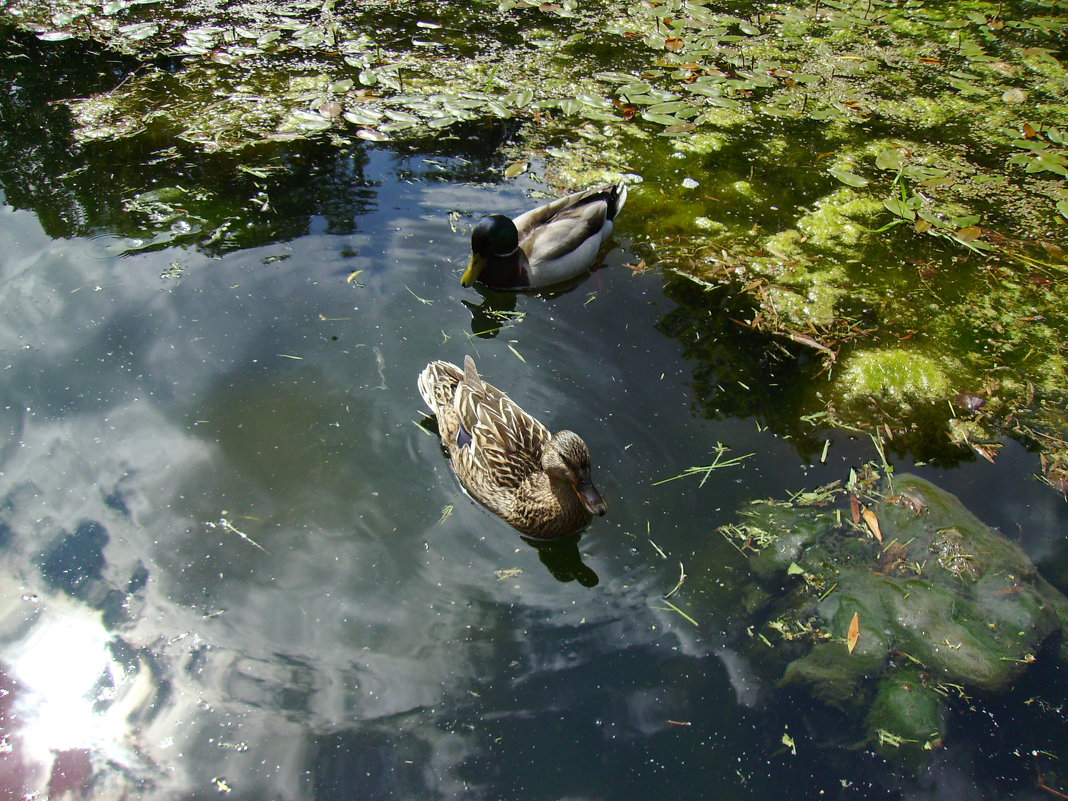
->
[462,290,518,339]
[461,273,592,339]
[523,533,599,587]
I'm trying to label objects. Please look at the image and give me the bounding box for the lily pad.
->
[118,22,159,40]
[828,168,869,187]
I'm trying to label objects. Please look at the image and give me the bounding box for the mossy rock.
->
[743,503,835,584]
[820,475,1068,690]
[733,472,1068,766]
[780,639,885,711]
[867,573,1028,691]
[865,668,945,770]
[779,576,891,710]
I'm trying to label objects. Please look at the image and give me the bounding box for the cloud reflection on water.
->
[0,180,691,799]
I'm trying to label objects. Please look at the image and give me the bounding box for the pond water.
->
[2,140,1068,798]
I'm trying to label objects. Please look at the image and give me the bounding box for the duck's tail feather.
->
[418,360,463,413]
[606,182,628,221]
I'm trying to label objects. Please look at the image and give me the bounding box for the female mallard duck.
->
[418,355,607,539]
[461,183,628,290]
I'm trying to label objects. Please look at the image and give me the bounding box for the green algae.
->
[838,348,954,406]
[763,283,847,329]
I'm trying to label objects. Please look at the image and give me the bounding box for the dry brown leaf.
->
[862,507,882,543]
[847,612,860,653]
[850,494,862,525]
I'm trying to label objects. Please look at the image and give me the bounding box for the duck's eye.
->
[547,464,572,482]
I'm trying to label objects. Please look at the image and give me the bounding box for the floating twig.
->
[664,561,687,599]
[657,599,699,627]
[216,516,269,554]
[405,286,433,305]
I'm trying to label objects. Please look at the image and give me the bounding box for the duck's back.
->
[419,357,550,490]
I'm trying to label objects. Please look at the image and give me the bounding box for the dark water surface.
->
[2,142,1068,800]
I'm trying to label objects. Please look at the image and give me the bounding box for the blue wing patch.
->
[456,421,472,449]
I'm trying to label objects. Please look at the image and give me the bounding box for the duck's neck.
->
[484,249,531,290]
[510,474,590,539]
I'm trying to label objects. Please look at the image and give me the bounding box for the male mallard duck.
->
[461,183,628,290]
[418,355,607,539]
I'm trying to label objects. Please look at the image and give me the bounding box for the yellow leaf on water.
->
[861,507,882,543]
[504,160,528,179]
[847,612,860,654]
[782,732,797,755]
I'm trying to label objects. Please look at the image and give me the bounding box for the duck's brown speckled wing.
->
[452,356,550,489]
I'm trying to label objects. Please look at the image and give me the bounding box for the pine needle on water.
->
[652,443,754,487]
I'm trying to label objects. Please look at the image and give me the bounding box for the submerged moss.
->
[763,283,847,329]
[672,132,730,155]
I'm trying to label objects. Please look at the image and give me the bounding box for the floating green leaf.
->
[883,197,916,220]
[119,22,159,40]
[646,101,694,116]
[355,128,389,141]
[343,109,383,126]
[829,168,869,187]
[582,109,620,122]
[642,112,684,126]
[876,148,905,171]
[508,89,535,107]
[288,111,332,131]
[577,94,612,109]
[703,95,741,109]
[426,116,458,128]
[595,71,638,83]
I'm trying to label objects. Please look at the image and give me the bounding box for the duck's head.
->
[462,215,518,287]
[542,430,607,517]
